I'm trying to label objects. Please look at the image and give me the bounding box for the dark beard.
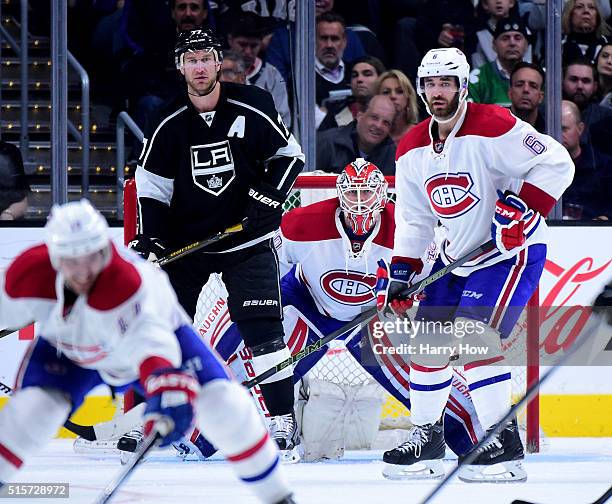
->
[428,93,460,119]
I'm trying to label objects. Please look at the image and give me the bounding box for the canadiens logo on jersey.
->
[190,140,235,196]
[320,270,377,305]
[425,172,480,218]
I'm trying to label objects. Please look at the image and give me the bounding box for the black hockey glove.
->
[593,282,612,326]
[245,184,285,233]
[128,235,167,263]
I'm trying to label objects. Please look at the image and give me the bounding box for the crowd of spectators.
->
[7,0,608,223]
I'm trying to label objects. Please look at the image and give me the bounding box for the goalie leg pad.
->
[0,387,70,481]
[195,379,292,504]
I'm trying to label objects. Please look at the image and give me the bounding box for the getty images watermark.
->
[369,318,490,357]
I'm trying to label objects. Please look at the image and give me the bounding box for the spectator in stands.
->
[0,141,29,221]
[374,69,419,145]
[561,100,612,220]
[266,1,365,82]
[472,0,535,69]
[172,0,209,32]
[508,61,546,132]
[597,42,612,107]
[315,12,352,107]
[562,0,610,64]
[227,12,291,126]
[469,15,531,106]
[316,95,397,175]
[318,55,385,132]
[562,58,612,152]
[220,50,247,84]
[122,0,211,137]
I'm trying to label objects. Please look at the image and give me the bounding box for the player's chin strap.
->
[187,78,219,98]
[243,239,497,390]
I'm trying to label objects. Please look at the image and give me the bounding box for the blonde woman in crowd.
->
[375,69,419,145]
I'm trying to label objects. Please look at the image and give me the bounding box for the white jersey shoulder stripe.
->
[140,106,188,169]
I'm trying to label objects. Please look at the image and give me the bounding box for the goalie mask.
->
[416,48,470,124]
[336,159,388,237]
[175,28,223,69]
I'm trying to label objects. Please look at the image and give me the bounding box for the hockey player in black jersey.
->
[130,28,305,462]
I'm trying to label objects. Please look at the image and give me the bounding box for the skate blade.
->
[382,460,445,480]
[279,444,304,464]
[458,460,527,483]
[73,438,120,456]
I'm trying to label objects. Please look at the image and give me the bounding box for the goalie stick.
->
[243,239,496,389]
[420,312,608,504]
[0,222,246,339]
[0,379,97,441]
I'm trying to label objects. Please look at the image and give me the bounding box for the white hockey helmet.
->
[45,199,110,269]
[336,158,388,236]
[416,48,470,120]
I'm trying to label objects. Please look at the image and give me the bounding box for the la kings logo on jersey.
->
[190,140,235,196]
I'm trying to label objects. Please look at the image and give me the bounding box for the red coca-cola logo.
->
[538,257,611,355]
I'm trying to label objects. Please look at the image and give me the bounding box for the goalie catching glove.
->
[245,183,285,233]
[491,192,536,254]
[128,235,166,263]
[375,258,423,319]
[142,366,200,446]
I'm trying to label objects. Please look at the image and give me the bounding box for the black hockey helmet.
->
[175,28,223,68]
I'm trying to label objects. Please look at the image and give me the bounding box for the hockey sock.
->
[250,338,295,416]
[463,359,512,431]
[259,377,295,416]
[409,363,453,426]
[196,380,292,503]
[0,388,70,482]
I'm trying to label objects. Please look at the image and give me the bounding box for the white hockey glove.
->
[128,235,166,263]
[491,192,536,254]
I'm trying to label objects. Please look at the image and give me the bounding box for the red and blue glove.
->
[142,367,200,447]
[375,258,422,319]
[491,192,536,254]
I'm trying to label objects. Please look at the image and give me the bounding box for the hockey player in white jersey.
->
[375,48,574,482]
[173,160,486,466]
[0,200,294,504]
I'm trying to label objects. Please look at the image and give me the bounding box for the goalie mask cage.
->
[123,174,540,453]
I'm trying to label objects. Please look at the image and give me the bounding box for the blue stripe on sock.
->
[469,372,512,391]
[410,377,453,392]
[240,455,280,483]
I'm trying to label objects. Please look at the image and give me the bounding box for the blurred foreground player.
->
[376,48,574,482]
[0,200,295,504]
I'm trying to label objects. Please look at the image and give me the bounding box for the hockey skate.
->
[269,412,303,464]
[382,418,446,480]
[458,417,527,483]
[117,426,144,465]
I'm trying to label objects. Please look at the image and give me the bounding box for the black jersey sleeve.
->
[246,89,304,196]
[134,105,187,238]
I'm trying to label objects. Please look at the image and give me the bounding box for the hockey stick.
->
[420,312,608,504]
[243,239,496,389]
[511,483,612,504]
[154,222,245,267]
[0,222,246,338]
[93,431,161,504]
[0,379,97,441]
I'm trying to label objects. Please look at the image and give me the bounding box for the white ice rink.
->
[2,438,611,504]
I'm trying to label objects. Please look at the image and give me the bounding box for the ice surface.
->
[4,438,611,504]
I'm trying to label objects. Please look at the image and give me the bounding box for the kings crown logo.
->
[207,175,223,189]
